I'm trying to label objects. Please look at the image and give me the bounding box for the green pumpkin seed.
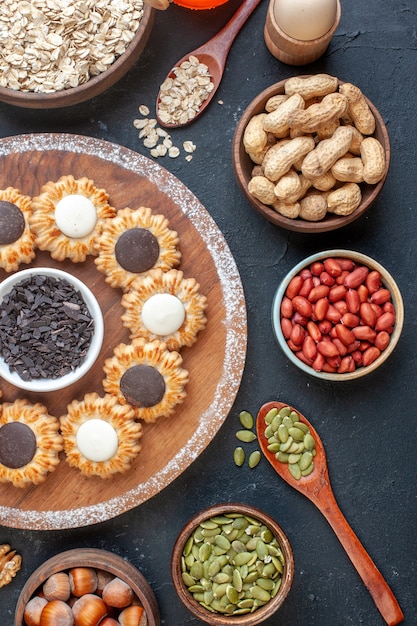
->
[271,413,283,432]
[293,420,309,433]
[299,450,313,471]
[232,568,243,592]
[288,452,301,464]
[215,535,231,551]
[288,462,302,480]
[239,410,254,429]
[234,551,253,566]
[304,433,316,451]
[183,535,193,556]
[199,542,211,562]
[182,572,196,587]
[279,435,294,452]
[267,442,281,453]
[276,450,289,463]
[277,424,289,443]
[200,519,219,530]
[233,446,245,467]
[264,424,274,438]
[278,406,291,418]
[251,585,271,602]
[236,429,257,443]
[248,450,261,468]
[264,407,278,423]
[301,462,315,477]
[226,584,239,604]
[288,426,305,441]
[256,577,275,591]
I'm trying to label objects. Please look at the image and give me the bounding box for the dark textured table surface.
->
[1,0,416,624]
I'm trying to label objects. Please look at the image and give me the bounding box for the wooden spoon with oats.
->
[156,0,263,128]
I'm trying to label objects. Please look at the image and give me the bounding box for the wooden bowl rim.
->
[171,502,294,625]
[271,249,404,381]
[0,6,155,109]
[232,77,391,233]
[14,547,160,626]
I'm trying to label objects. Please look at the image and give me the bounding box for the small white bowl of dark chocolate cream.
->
[0,267,104,392]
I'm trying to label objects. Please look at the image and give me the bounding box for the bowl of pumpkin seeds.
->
[171,502,294,624]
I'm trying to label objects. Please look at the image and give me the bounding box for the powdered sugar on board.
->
[0,133,247,530]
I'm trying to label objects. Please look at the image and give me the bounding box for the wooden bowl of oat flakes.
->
[0,0,154,109]
[232,75,390,233]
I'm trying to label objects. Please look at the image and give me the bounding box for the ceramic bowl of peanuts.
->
[14,548,159,626]
[233,74,390,233]
[272,250,404,381]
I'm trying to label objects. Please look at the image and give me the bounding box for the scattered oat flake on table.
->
[134,105,196,161]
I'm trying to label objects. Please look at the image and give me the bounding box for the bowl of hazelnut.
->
[271,249,404,380]
[232,74,390,233]
[14,548,160,626]
[171,502,294,625]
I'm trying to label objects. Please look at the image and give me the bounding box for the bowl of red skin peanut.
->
[272,250,404,381]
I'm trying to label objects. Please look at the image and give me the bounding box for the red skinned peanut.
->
[335,324,356,346]
[346,289,360,313]
[341,312,361,328]
[375,331,390,351]
[344,266,369,288]
[281,318,293,339]
[292,295,313,317]
[360,302,377,327]
[281,296,293,318]
[286,275,303,299]
[323,258,342,276]
[308,284,330,302]
[362,346,381,366]
[299,277,314,298]
[302,335,317,361]
[307,320,322,342]
[365,270,382,294]
[317,341,340,358]
[371,288,391,305]
[313,297,329,321]
[290,323,305,346]
[320,271,336,286]
[375,311,396,331]
[352,325,377,342]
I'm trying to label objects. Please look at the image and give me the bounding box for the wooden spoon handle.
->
[314,488,404,625]
[205,0,264,60]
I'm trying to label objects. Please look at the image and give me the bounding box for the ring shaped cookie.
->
[121,269,207,351]
[0,399,63,487]
[94,206,181,291]
[30,175,116,262]
[60,392,143,478]
[0,187,36,272]
[102,337,189,422]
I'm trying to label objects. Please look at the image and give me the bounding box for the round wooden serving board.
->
[0,133,247,530]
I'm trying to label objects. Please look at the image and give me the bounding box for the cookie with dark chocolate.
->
[102,337,188,422]
[0,399,63,487]
[0,188,36,272]
[94,207,181,291]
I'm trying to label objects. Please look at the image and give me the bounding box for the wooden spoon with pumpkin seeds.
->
[256,401,404,626]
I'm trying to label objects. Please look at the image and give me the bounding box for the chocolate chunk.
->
[0,274,94,381]
[115,228,160,273]
[0,201,25,245]
[120,364,165,408]
[0,422,37,468]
